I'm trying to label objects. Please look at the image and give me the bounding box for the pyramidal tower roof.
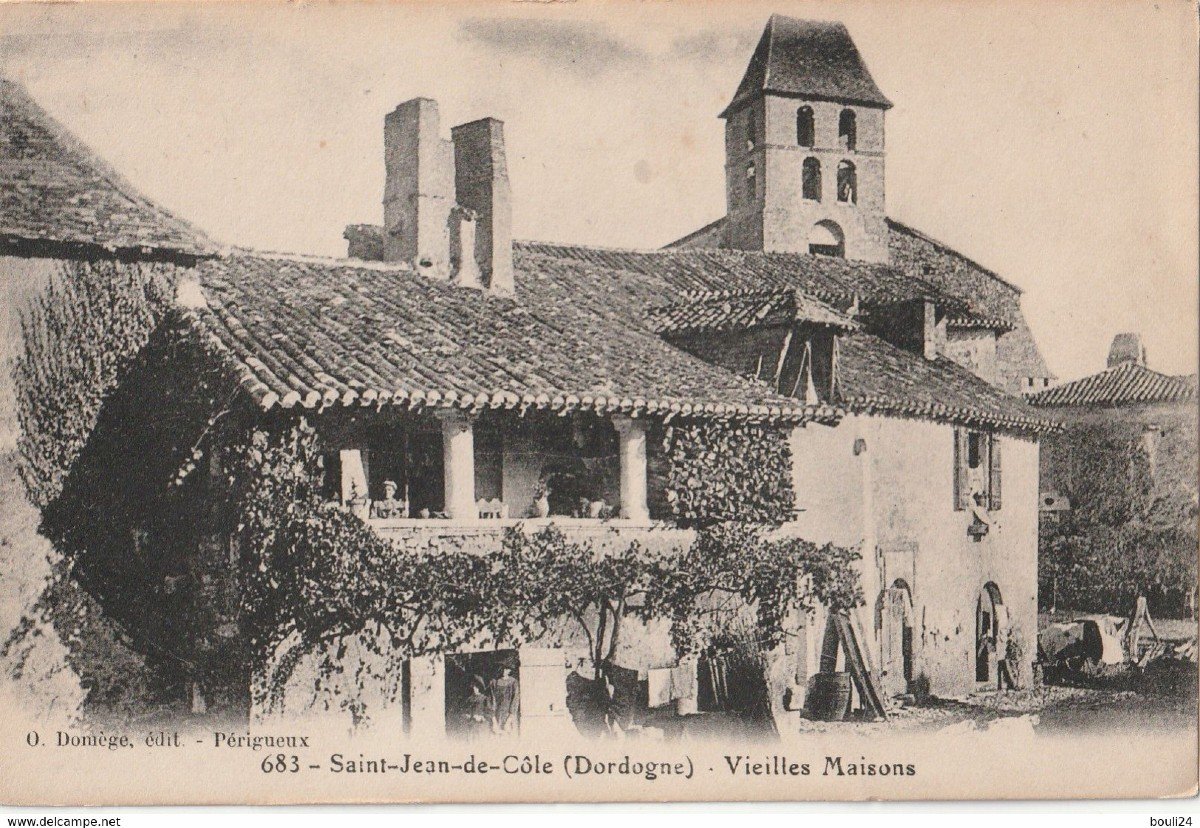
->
[721,15,893,117]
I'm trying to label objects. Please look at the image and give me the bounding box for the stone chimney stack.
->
[1108,332,1146,368]
[451,118,514,296]
[383,98,455,272]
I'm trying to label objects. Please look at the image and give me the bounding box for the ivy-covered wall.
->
[3,257,213,717]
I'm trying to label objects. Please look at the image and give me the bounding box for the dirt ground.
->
[784,660,1197,737]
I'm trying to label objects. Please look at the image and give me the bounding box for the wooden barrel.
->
[808,672,852,721]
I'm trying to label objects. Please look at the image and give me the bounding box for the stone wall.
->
[723,97,889,262]
[1038,402,1195,494]
[944,328,999,386]
[790,414,1040,697]
[886,224,1052,393]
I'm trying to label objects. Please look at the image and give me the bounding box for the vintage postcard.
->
[0,0,1196,806]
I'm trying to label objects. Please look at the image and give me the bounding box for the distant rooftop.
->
[1027,361,1196,409]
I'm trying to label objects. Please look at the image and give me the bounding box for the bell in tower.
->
[720,16,892,263]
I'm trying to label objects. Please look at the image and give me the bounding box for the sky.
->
[1,0,1196,381]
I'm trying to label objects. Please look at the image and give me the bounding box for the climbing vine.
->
[232,421,861,716]
[14,259,179,509]
[6,258,199,714]
[661,419,795,527]
[645,521,862,656]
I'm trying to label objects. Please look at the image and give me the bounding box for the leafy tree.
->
[1040,418,1198,615]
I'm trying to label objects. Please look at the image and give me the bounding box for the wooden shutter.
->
[953,428,970,510]
[988,434,1003,511]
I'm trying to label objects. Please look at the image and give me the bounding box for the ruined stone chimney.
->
[375,99,514,293]
[451,118,514,296]
[1108,332,1146,368]
[383,98,454,273]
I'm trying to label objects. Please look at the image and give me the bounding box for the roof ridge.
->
[762,14,777,94]
[1025,357,1197,406]
[224,246,417,272]
[673,286,798,302]
[661,216,726,249]
[517,239,676,256]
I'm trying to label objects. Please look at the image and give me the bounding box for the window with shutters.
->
[954,428,1002,511]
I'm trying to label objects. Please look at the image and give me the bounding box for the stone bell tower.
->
[720,16,891,263]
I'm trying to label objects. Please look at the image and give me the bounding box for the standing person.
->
[490,664,519,734]
[466,676,490,740]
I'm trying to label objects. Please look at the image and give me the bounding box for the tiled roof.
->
[721,16,892,116]
[514,240,965,313]
[663,216,1056,389]
[187,241,1054,433]
[0,75,215,261]
[946,315,1015,333]
[647,288,855,335]
[884,219,1054,389]
[516,242,1054,434]
[1026,362,1197,408]
[835,334,1061,433]
[188,251,833,423]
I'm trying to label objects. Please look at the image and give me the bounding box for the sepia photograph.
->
[0,0,1195,807]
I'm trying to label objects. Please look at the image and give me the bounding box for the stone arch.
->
[877,579,915,696]
[976,582,1005,684]
[802,157,821,201]
[797,106,815,147]
[808,220,844,258]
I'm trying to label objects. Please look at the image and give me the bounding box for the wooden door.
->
[880,588,910,696]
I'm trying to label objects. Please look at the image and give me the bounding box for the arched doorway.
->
[878,580,914,697]
[975,583,1006,685]
[808,220,844,257]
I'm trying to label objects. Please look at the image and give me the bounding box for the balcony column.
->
[612,415,649,522]
[438,410,477,520]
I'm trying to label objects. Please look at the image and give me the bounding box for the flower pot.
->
[588,500,605,519]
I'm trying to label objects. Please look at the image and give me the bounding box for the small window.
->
[838,108,857,151]
[967,432,984,469]
[746,108,757,152]
[802,157,821,201]
[797,106,815,147]
[837,160,857,204]
[745,161,756,198]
